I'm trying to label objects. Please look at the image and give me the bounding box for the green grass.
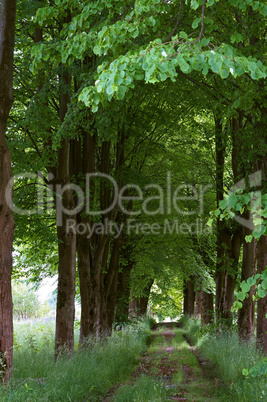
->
[113,375,168,402]
[13,319,55,379]
[0,318,151,401]
[200,332,267,402]
[182,316,267,402]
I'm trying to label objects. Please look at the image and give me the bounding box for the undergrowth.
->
[181,315,267,402]
[0,317,152,401]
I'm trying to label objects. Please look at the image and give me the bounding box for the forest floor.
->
[103,322,224,401]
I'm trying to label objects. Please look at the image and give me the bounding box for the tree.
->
[4,0,266,359]
[0,0,16,381]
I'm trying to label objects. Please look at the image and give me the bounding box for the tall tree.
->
[0,0,16,381]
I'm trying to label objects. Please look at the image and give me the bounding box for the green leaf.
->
[179,31,188,39]
[236,291,246,301]
[220,68,230,79]
[117,85,128,100]
[180,62,190,73]
[240,281,250,293]
[261,278,267,290]
[201,38,210,46]
[247,277,256,287]
[245,234,253,243]
[233,301,243,310]
[258,287,267,298]
[192,17,201,29]
[106,85,114,95]
[228,193,238,208]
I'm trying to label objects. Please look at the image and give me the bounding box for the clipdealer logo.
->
[5,171,213,236]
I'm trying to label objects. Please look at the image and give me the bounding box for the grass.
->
[182,316,267,402]
[0,317,151,401]
[200,332,267,402]
[113,375,168,402]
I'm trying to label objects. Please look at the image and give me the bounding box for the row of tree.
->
[0,0,266,381]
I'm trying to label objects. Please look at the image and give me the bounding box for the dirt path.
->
[103,323,222,401]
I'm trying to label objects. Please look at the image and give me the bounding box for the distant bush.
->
[12,281,53,320]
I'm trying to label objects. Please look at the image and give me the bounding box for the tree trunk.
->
[238,230,256,341]
[201,291,213,324]
[77,226,108,340]
[183,277,195,316]
[104,233,124,331]
[55,68,76,358]
[77,232,95,342]
[222,272,237,321]
[214,115,226,321]
[222,229,242,323]
[183,279,189,315]
[195,290,201,316]
[187,278,195,316]
[129,279,154,317]
[256,235,267,355]
[115,263,132,323]
[0,0,16,381]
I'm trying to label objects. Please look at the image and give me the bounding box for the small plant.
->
[242,358,267,379]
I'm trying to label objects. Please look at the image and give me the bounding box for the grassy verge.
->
[0,318,151,401]
[181,316,267,402]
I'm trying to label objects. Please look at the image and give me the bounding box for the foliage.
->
[214,190,267,241]
[242,358,267,379]
[232,268,267,311]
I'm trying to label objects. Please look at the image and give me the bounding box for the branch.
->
[198,0,206,40]
[164,0,183,41]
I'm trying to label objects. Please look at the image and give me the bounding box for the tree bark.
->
[201,291,213,324]
[222,229,243,323]
[256,235,267,355]
[214,114,226,321]
[129,279,154,317]
[0,0,16,381]
[183,279,189,315]
[194,290,201,316]
[183,276,195,316]
[104,233,124,331]
[238,229,256,341]
[55,69,76,358]
[115,263,133,323]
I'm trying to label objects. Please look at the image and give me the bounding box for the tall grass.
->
[0,317,151,401]
[13,319,55,379]
[181,316,267,402]
[200,332,267,402]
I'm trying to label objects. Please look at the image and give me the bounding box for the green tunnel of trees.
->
[0,0,266,381]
